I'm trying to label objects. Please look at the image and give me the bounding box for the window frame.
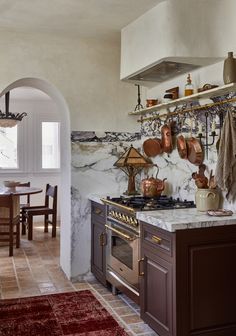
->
[0,108,61,175]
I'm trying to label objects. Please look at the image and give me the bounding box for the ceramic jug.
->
[223,52,236,84]
[195,188,220,212]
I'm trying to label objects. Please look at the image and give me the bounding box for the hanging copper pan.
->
[177,134,188,159]
[143,138,163,157]
[186,137,204,165]
[161,124,173,153]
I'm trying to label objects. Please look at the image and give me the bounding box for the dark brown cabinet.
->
[140,221,236,336]
[140,222,175,336]
[91,201,107,286]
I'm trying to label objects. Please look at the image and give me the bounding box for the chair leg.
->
[16,221,20,248]
[9,222,13,257]
[44,215,49,233]
[28,215,33,241]
[22,212,26,235]
[52,215,56,238]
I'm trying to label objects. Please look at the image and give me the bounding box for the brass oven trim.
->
[101,198,135,213]
[105,224,137,241]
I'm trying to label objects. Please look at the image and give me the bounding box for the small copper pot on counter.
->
[141,167,167,197]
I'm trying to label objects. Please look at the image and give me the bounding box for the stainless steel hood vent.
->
[127,61,201,83]
[127,61,204,83]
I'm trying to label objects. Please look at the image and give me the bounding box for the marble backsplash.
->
[71,115,236,279]
[71,131,141,280]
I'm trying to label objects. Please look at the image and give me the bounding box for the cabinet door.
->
[91,202,107,286]
[140,247,173,336]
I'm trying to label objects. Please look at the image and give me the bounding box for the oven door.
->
[105,220,140,290]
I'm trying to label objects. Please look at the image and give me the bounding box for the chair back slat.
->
[45,184,57,209]
[0,194,20,256]
[0,194,14,218]
[18,182,31,204]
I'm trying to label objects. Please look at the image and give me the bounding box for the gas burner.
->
[106,195,195,211]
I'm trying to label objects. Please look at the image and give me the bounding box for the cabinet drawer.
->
[141,222,173,256]
[91,201,106,222]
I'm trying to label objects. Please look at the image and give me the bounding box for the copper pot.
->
[186,137,204,166]
[141,167,167,197]
[143,138,163,157]
[161,124,173,153]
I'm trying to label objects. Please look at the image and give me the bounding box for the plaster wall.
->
[0,31,138,132]
[121,0,236,79]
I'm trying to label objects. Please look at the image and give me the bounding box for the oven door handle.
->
[105,224,137,241]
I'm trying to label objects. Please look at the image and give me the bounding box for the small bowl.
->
[146,99,158,107]
[3,181,20,188]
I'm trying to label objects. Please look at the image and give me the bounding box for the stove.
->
[102,195,195,233]
[103,195,195,303]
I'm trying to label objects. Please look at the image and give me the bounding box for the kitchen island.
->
[137,208,236,336]
[89,196,236,336]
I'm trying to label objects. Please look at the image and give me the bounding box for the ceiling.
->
[2,0,163,100]
[0,0,163,40]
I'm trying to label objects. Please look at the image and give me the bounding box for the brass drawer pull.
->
[138,258,144,276]
[151,235,162,244]
[99,232,107,246]
[94,208,102,215]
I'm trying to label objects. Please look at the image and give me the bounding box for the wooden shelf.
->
[129,83,236,116]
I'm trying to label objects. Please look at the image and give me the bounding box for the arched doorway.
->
[0,77,71,278]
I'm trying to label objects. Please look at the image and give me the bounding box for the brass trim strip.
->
[105,224,136,241]
[101,198,135,213]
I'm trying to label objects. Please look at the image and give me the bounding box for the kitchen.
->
[1,0,236,335]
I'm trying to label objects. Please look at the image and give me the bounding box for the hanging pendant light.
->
[0,91,27,128]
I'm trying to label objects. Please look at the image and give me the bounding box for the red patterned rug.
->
[0,290,128,335]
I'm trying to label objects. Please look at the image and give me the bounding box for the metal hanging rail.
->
[137,96,236,123]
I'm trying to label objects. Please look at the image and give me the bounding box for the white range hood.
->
[120,0,235,84]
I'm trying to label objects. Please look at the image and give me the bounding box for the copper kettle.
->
[141,166,167,197]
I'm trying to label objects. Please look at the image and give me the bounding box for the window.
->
[0,126,18,168]
[42,122,60,169]
[0,99,61,173]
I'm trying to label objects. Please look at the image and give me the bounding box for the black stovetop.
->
[107,195,195,211]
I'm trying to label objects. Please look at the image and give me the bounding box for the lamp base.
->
[123,190,140,196]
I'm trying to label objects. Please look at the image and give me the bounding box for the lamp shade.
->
[114,145,152,195]
[114,145,151,167]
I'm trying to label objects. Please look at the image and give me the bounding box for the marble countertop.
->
[88,194,236,232]
[136,208,236,232]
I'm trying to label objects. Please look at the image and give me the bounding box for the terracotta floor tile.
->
[0,224,155,335]
[120,314,143,324]
[114,306,137,316]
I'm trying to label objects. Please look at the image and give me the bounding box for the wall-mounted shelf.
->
[129,83,236,116]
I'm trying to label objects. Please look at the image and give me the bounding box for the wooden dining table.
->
[0,186,43,217]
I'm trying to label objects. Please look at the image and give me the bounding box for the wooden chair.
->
[0,194,20,256]
[18,182,30,234]
[22,184,58,240]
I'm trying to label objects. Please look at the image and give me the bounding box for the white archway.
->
[1,77,71,278]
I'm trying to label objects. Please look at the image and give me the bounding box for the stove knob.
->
[126,216,131,224]
[134,219,138,226]
[130,218,135,226]
[118,213,123,220]
[114,211,118,219]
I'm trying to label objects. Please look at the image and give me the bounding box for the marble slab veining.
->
[136,208,236,232]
